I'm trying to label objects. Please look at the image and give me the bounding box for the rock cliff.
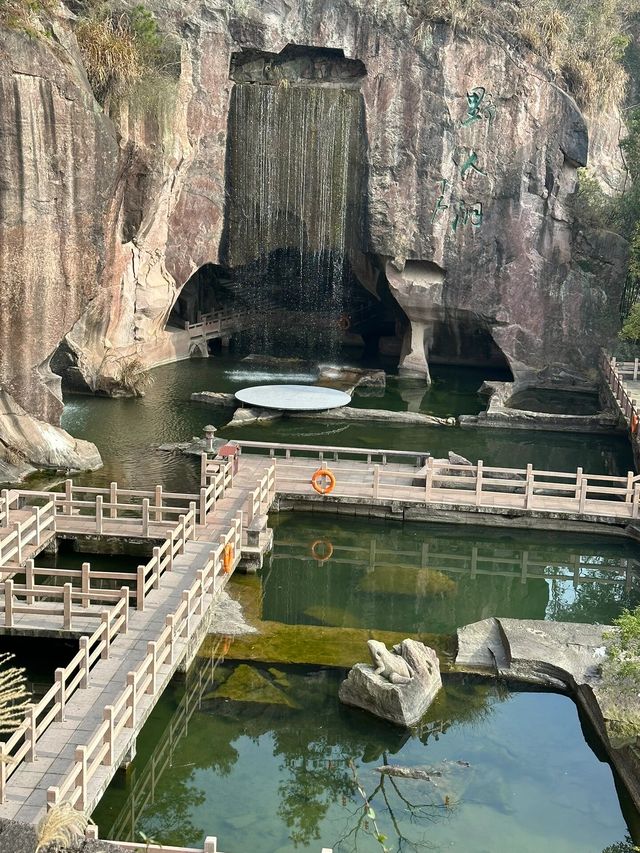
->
[0,0,630,477]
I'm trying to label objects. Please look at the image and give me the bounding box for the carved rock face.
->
[0,0,628,466]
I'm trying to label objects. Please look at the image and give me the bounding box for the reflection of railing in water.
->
[274,540,639,589]
[105,639,228,844]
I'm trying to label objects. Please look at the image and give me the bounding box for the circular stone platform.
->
[235,384,351,411]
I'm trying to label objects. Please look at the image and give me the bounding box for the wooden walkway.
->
[1,435,639,829]
[0,457,275,824]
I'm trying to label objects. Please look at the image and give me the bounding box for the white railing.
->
[0,500,56,568]
[602,353,639,430]
[1,579,129,630]
[229,440,640,521]
[46,513,243,813]
[185,308,250,340]
[235,439,428,468]
[0,592,130,803]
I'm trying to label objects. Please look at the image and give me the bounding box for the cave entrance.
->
[428,312,513,377]
[167,264,233,331]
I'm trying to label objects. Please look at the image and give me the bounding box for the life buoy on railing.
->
[632,413,639,435]
[311,468,336,495]
[311,539,334,563]
[223,542,234,573]
[337,314,351,332]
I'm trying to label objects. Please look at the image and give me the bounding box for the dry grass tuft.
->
[0,652,30,736]
[117,356,154,397]
[35,802,90,852]
[76,13,144,106]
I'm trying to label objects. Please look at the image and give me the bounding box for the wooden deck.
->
[0,457,275,824]
[1,435,639,830]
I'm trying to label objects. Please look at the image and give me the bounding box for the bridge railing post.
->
[80,636,90,688]
[27,705,37,761]
[95,495,103,534]
[373,464,380,499]
[103,705,115,766]
[633,483,640,519]
[63,583,72,629]
[166,614,176,665]
[155,485,163,522]
[189,502,197,539]
[152,547,161,589]
[64,478,72,515]
[82,562,90,608]
[110,481,117,519]
[579,476,588,513]
[147,641,158,695]
[14,522,22,564]
[167,529,174,571]
[102,610,111,658]
[475,460,483,506]
[142,498,150,537]
[55,668,65,721]
[25,559,34,605]
[126,672,137,727]
[199,488,207,525]
[75,745,87,809]
[1,488,9,526]
[121,586,129,634]
[4,579,13,628]
[424,457,434,502]
[136,565,145,611]
[34,505,41,547]
[524,464,533,509]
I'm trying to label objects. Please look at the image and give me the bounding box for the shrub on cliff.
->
[75,3,180,113]
[0,0,54,36]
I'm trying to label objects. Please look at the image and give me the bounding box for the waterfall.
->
[225,82,364,357]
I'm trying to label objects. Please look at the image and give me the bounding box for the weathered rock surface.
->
[460,380,622,433]
[317,365,386,394]
[191,391,237,408]
[339,638,442,726]
[292,407,455,426]
[0,391,101,483]
[0,0,630,479]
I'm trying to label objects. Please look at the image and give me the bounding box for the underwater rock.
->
[293,407,454,426]
[209,664,299,708]
[339,638,442,726]
[375,765,442,781]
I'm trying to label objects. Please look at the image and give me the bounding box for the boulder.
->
[191,391,237,407]
[339,639,442,726]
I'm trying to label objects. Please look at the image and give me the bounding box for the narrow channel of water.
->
[92,660,635,853]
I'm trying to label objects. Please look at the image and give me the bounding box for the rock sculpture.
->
[339,639,442,726]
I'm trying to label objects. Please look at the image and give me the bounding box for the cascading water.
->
[224,48,365,359]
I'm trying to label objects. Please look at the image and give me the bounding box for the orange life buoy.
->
[632,413,639,435]
[223,542,234,573]
[311,468,336,495]
[310,539,334,563]
[337,314,351,332]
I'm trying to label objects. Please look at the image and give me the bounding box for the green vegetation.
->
[409,0,634,110]
[604,604,640,687]
[116,356,154,397]
[75,3,180,113]
[0,0,53,37]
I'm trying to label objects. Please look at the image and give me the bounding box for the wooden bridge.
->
[184,308,251,345]
[0,436,639,839]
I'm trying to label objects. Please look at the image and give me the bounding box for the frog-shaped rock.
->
[339,639,442,727]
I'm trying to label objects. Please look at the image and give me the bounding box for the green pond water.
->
[56,356,633,493]
[92,661,636,853]
[50,354,640,849]
[259,515,640,634]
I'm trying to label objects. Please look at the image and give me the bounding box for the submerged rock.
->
[339,638,442,726]
[227,407,283,426]
[317,364,386,394]
[191,391,237,407]
[209,664,298,708]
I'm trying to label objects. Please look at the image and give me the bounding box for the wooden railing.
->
[1,579,129,630]
[0,592,129,803]
[230,439,640,521]
[87,835,220,853]
[46,513,243,812]
[0,500,55,567]
[234,439,429,468]
[601,352,640,430]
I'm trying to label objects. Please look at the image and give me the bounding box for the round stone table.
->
[235,384,351,411]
